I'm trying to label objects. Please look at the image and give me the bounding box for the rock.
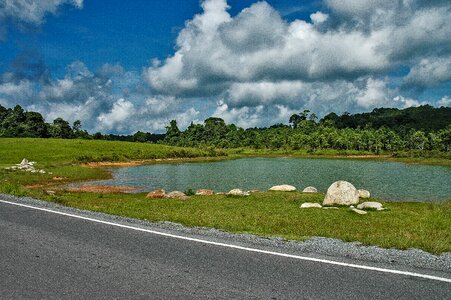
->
[227,189,249,196]
[351,208,368,215]
[38,170,46,174]
[165,191,189,200]
[323,180,360,206]
[248,189,260,193]
[358,189,371,198]
[46,190,56,195]
[323,207,339,210]
[302,186,318,193]
[195,189,214,196]
[146,189,166,199]
[20,158,29,166]
[268,184,296,192]
[300,202,322,208]
[357,201,384,211]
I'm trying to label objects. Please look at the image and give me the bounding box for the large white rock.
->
[358,189,371,198]
[268,185,296,192]
[302,186,318,193]
[20,158,29,166]
[323,181,359,206]
[300,202,322,208]
[165,191,189,200]
[357,202,384,211]
[227,189,249,196]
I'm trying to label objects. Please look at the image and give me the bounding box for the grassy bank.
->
[1,138,450,254]
[227,148,451,166]
[0,138,224,186]
[9,189,450,254]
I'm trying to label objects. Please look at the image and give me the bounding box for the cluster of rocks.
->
[144,181,384,215]
[146,188,257,200]
[5,159,49,174]
[268,184,318,193]
[300,180,384,214]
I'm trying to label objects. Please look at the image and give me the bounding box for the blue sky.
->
[0,0,450,134]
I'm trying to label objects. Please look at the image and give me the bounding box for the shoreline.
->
[80,153,451,170]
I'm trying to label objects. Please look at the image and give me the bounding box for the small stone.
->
[357,201,384,211]
[323,207,339,210]
[39,170,46,174]
[358,189,371,198]
[20,158,29,166]
[146,189,166,199]
[227,189,249,196]
[195,189,214,196]
[248,189,260,193]
[300,202,322,208]
[268,185,296,192]
[46,190,56,195]
[302,186,318,193]
[351,208,368,215]
[165,191,189,200]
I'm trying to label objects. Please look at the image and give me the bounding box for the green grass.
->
[0,138,223,186]
[1,138,450,254]
[32,190,451,254]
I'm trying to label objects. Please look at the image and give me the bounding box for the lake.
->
[80,157,451,202]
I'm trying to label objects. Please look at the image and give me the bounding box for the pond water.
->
[81,158,451,202]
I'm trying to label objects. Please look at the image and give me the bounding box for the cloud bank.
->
[0,0,450,133]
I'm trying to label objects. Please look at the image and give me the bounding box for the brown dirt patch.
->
[63,184,137,193]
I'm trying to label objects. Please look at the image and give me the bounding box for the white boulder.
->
[227,189,249,196]
[269,185,296,192]
[358,189,371,198]
[165,191,189,200]
[300,202,322,208]
[323,181,359,206]
[302,186,318,193]
[357,202,384,211]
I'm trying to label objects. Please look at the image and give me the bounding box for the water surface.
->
[82,158,451,201]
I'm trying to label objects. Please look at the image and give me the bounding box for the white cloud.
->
[0,80,33,98]
[97,98,135,131]
[404,57,451,89]
[438,96,451,107]
[355,78,391,108]
[392,96,421,108]
[0,0,83,25]
[310,11,328,24]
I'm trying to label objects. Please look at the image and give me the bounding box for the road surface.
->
[0,197,450,299]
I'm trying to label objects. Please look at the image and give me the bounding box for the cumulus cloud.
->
[145,0,450,123]
[438,96,451,107]
[404,57,451,90]
[2,0,450,133]
[0,0,83,40]
[0,0,83,25]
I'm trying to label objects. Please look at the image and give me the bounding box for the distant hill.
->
[320,105,451,132]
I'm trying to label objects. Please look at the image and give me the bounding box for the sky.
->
[0,0,450,134]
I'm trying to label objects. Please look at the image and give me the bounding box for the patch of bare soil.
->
[63,184,137,193]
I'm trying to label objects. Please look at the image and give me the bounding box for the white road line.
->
[1,199,450,283]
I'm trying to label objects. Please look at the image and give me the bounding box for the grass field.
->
[1,138,450,254]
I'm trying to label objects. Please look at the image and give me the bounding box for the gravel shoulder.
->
[1,193,450,277]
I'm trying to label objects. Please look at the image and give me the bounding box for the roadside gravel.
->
[1,193,450,275]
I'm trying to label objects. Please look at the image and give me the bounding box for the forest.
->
[164,106,451,155]
[1,103,450,155]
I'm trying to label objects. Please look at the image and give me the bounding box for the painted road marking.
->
[1,199,450,283]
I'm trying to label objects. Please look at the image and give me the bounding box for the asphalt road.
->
[0,198,450,299]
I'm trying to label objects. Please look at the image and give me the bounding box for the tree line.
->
[1,103,450,155]
[0,104,164,142]
[164,106,451,155]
